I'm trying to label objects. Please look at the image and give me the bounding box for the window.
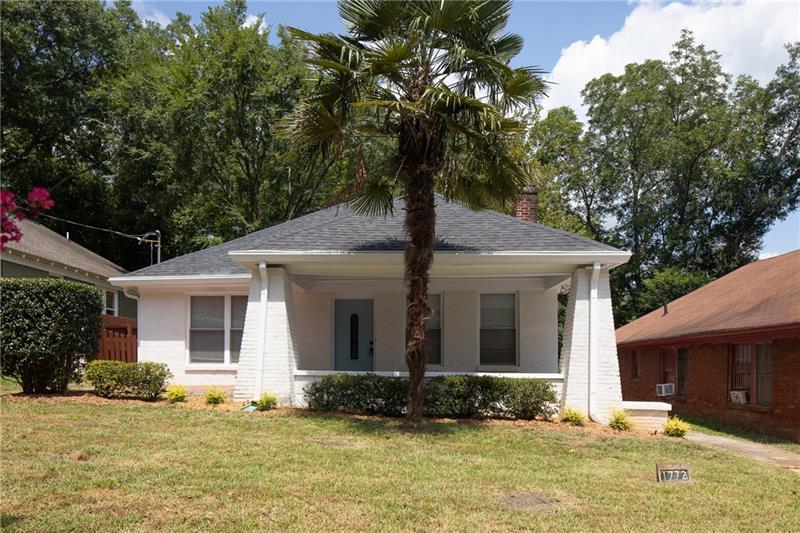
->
[189,295,247,365]
[755,344,773,406]
[631,351,641,379]
[480,293,516,366]
[730,343,773,406]
[660,349,676,385]
[229,296,247,364]
[677,348,688,396]
[104,290,117,316]
[405,294,442,365]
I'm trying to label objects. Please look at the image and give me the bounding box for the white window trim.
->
[104,290,118,316]
[477,291,519,369]
[186,293,247,369]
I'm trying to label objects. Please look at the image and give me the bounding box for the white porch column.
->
[233,266,298,405]
[560,265,622,424]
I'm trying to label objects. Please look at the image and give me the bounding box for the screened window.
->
[677,348,688,396]
[405,294,442,365]
[631,351,641,380]
[730,343,773,406]
[480,293,516,366]
[660,349,676,385]
[755,344,773,406]
[190,295,246,364]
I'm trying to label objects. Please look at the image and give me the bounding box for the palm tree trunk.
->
[403,168,436,425]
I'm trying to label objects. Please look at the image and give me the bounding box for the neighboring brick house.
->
[616,250,800,440]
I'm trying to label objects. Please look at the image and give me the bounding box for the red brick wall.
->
[619,338,800,440]
[513,187,538,223]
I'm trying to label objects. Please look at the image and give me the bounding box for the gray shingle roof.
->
[124,195,622,277]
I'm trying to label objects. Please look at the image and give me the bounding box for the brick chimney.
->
[514,185,538,223]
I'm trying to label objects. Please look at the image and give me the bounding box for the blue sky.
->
[131,0,799,258]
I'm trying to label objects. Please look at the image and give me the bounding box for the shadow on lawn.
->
[296,409,502,437]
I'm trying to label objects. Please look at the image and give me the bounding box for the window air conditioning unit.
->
[729,391,748,405]
[656,383,675,396]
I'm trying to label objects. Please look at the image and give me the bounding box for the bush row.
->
[304,374,557,420]
[85,360,172,400]
[0,278,103,393]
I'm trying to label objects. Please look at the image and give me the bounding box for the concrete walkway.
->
[687,432,800,473]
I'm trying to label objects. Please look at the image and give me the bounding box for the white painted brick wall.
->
[560,268,623,424]
[232,273,265,401]
[257,268,299,405]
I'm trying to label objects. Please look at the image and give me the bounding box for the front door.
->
[334,299,374,371]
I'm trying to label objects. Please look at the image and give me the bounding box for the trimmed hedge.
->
[304,374,557,420]
[0,278,103,393]
[85,360,172,400]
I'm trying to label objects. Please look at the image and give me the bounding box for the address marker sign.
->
[656,463,691,483]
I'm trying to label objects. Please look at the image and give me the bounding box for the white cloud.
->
[243,14,268,34]
[543,0,800,120]
[132,1,171,28]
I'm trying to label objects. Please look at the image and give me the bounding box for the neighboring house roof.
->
[3,218,126,279]
[122,195,623,278]
[616,250,800,346]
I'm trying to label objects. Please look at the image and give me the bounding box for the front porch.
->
[228,251,628,423]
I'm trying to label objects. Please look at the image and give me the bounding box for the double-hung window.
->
[189,295,247,365]
[479,293,516,366]
[730,343,773,406]
[631,351,641,380]
[104,290,117,316]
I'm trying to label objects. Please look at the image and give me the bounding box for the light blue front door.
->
[334,299,374,371]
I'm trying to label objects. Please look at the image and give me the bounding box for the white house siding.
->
[292,290,332,369]
[138,292,237,387]
[518,289,559,373]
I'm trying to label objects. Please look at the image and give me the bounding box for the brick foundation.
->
[618,337,800,441]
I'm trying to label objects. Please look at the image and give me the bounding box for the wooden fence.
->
[98,315,138,363]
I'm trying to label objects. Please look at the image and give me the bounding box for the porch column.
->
[233,266,298,405]
[560,264,622,424]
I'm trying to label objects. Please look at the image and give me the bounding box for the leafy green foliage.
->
[165,384,188,403]
[663,417,690,438]
[304,374,557,420]
[637,267,709,314]
[608,409,633,432]
[527,32,800,324]
[85,361,172,400]
[205,387,226,406]
[253,392,278,411]
[560,408,586,426]
[0,279,102,393]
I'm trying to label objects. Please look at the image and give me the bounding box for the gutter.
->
[587,261,601,423]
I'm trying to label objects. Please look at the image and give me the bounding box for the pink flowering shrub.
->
[0,187,54,250]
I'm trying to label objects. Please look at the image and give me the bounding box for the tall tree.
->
[528,32,800,324]
[285,0,546,423]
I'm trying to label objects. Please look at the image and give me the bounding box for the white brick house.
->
[111,195,636,423]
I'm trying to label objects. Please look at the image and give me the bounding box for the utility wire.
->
[37,212,152,241]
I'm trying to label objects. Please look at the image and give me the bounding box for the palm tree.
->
[285,0,547,424]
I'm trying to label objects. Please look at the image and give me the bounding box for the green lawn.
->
[683,414,800,454]
[2,395,799,532]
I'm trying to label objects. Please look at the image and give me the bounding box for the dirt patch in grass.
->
[502,492,560,512]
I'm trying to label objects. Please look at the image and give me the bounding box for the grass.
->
[683,414,800,454]
[2,395,799,532]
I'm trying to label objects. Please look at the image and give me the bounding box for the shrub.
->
[560,407,586,426]
[254,392,278,411]
[85,360,172,400]
[608,409,633,431]
[205,387,226,405]
[0,278,102,393]
[304,374,557,420]
[504,378,558,420]
[165,384,188,403]
[663,416,690,437]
